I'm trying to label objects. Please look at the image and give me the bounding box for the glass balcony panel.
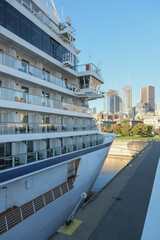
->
[27,152,36,163]
[0,52,77,92]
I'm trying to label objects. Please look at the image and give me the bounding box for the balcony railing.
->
[76,63,101,76]
[0,52,77,92]
[0,139,104,170]
[0,86,91,114]
[0,177,75,235]
[0,122,98,135]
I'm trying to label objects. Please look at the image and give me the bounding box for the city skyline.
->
[53,0,160,112]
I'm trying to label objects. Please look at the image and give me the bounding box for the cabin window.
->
[32,24,41,48]
[6,4,19,35]
[0,142,11,157]
[27,141,33,153]
[20,15,31,43]
[0,0,5,26]
[42,31,50,55]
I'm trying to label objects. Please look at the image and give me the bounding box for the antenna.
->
[128,74,131,86]
[89,34,91,63]
[61,0,63,22]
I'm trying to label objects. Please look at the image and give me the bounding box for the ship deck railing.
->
[76,63,101,76]
[0,139,104,170]
[0,122,98,135]
[0,51,77,92]
[0,86,91,114]
[0,176,76,235]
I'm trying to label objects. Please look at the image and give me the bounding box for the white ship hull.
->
[1,138,112,240]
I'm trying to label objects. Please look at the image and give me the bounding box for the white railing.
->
[0,86,91,114]
[0,139,104,170]
[0,122,98,135]
[0,52,77,92]
[76,63,101,76]
[0,177,75,235]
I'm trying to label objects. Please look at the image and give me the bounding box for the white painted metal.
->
[141,158,160,240]
[0,188,7,213]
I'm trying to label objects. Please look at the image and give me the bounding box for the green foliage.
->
[121,125,132,136]
[120,119,130,127]
[108,122,155,137]
[158,127,160,135]
[101,125,108,132]
[110,123,122,134]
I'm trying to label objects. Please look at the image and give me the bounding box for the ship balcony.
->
[0,52,77,92]
[63,52,74,67]
[0,122,98,135]
[60,25,76,42]
[0,86,91,114]
[0,138,104,171]
[75,87,103,99]
[76,63,103,82]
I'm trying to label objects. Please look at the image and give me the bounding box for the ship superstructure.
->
[0,1,115,239]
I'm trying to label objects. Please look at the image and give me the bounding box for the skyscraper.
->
[123,85,132,114]
[104,89,122,113]
[141,85,155,112]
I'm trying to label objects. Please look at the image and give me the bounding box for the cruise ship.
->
[0,0,115,239]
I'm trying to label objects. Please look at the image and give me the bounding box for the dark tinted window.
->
[6,4,19,35]
[20,15,31,43]
[3,2,78,68]
[32,23,41,48]
[0,0,5,26]
[42,31,50,55]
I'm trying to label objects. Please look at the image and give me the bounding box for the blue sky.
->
[54,0,160,112]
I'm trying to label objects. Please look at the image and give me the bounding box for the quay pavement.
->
[50,141,160,240]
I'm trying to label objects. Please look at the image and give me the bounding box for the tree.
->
[131,123,154,136]
[110,123,122,134]
[101,125,108,132]
[121,119,130,127]
[121,125,132,136]
[131,125,142,135]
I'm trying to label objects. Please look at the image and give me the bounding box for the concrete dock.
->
[50,141,160,240]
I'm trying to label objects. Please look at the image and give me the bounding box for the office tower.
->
[123,85,132,114]
[135,99,147,114]
[104,89,121,113]
[92,107,97,114]
[141,85,155,112]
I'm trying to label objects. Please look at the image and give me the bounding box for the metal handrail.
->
[0,139,104,161]
[0,177,75,235]
[0,51,77,91]
[0,122,97,135]
[0,85,90,114]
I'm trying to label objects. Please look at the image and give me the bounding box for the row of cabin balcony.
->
[0,82,90,114]
[0,134,104,170]
[0,122,98,135]
[0,50,103,100]
[0,50,77,92]
[0,111,94,125]
[0,111,96,135]
[0,49,101,94]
